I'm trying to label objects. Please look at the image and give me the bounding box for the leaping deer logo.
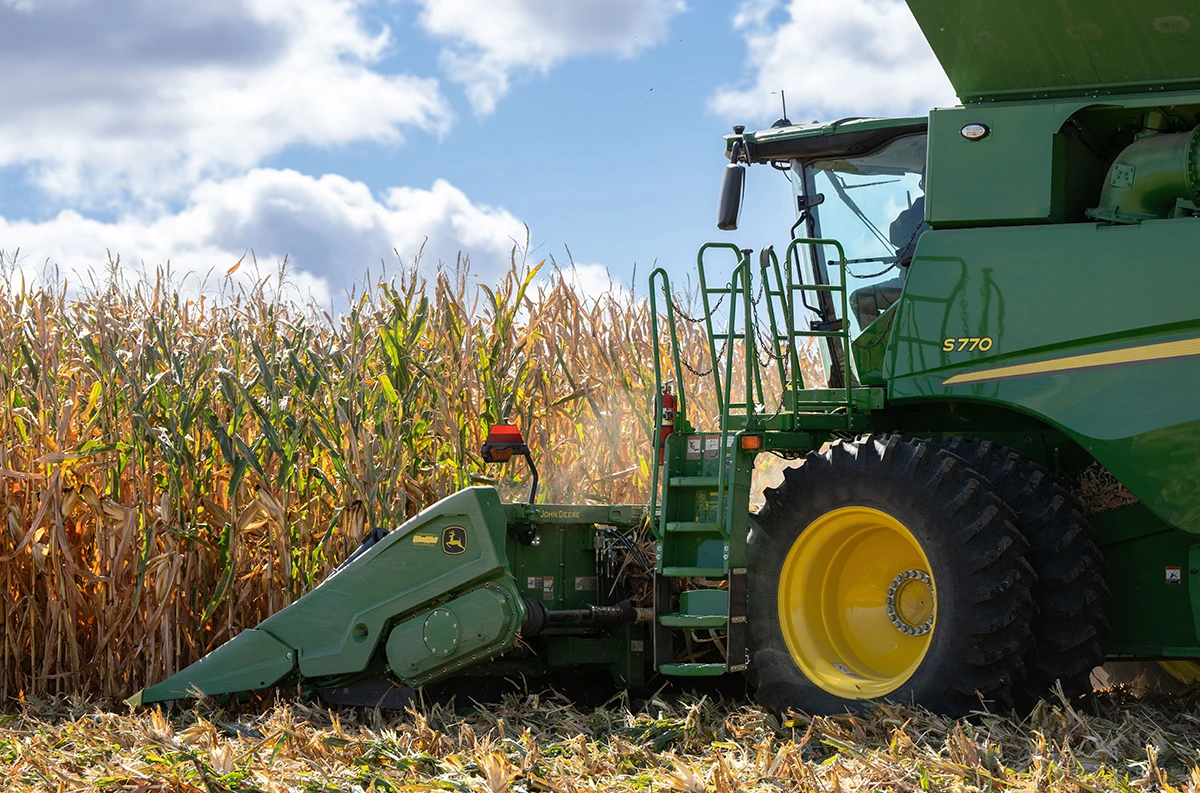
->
[442,526,467,555]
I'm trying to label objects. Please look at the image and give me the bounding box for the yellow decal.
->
[539,509,581,521]
[412,534,438,547]
[944,336,1200,386]
[442,526,467,555]
[942,337,994,353]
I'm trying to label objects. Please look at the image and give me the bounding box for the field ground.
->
[2,681,1200,792]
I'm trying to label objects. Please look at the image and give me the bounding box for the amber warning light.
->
[480,423,539,504]
[481,424,528,463]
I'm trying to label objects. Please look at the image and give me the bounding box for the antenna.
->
[769,89,791,128]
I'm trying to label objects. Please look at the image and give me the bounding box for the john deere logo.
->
[442,526,467,555]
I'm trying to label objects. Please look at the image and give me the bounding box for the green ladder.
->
[648,244,760,677]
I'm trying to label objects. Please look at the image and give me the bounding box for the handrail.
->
[696,242,745,412]
[785,237,852,427]
[648,267,687,541]
[757,246,789,392]
[717,256,754,538]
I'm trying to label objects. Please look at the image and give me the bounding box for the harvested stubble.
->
[2,685,1200,791]
[0,255,815,703]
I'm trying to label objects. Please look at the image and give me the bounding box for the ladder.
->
[646,238,867,677]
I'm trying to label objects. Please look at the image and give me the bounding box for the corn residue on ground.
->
[2,687,1199,792]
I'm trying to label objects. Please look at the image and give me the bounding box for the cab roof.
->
[728,116,927,165]
[907,0,1200,103]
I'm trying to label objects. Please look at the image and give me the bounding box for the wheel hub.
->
[887,570,934,636]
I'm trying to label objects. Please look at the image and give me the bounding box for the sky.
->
[0,0,957,309]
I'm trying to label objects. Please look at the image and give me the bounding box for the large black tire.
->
[941,437,1109,705]
[748,435,1036,716]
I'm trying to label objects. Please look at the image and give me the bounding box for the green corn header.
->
[131,0,1200,715]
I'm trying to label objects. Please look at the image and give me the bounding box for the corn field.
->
[0,253,823,702]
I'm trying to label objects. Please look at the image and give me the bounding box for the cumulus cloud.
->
[556,262,631,301]
[710,0,956,123]
[0,0,451,201]
[0,170,528,304]
[413,0,686,115]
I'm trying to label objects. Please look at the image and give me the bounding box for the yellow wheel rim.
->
[777,506,937,699]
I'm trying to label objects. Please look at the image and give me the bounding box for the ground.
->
[2,683,1200,792]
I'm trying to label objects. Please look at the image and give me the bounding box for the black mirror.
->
[717,162,745,231]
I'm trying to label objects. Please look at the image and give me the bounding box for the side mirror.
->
[717,162,745,231]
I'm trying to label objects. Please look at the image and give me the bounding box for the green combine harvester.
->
[130,0,1200,715]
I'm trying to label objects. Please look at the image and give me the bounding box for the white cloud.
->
[557,263,630,301]
[0,170,528,304]
[710,0,956,123]
[413,0,686,115]
[0,0,452,201]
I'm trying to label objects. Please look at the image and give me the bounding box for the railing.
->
[648,267,687,541]
[783,237,854,428]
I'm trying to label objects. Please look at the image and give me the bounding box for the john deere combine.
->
[131,0,1200,715]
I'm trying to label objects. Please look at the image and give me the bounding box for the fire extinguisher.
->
[658,386,676,465]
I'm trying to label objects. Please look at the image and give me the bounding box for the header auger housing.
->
[134,0,1200,714]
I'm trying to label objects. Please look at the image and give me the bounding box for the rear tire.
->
[942,437,1108,706]
[748,435,1036,716]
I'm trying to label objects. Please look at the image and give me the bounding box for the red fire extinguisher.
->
[658,386,676,465]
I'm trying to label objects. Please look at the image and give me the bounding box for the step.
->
[668,476,720,488]
[664,521,724,535]
[658,614,727,629]
[659,663,727,677]
[662,566,727,578]
[794,330,849,339]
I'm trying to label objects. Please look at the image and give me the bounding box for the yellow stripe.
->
[943,337,1200,386]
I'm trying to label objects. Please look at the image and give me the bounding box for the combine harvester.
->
[131,0,1200,715]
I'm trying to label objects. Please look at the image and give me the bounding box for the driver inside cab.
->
[849,171,928,330]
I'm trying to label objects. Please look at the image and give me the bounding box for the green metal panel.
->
[922,91,1200,228]
[885,221,1200,533]
[130,629,295,705]
[926,103,1062,226]
[133,487,521,703]
[907,0,1200,103]
[385,584,522,686]
[1092,505,1200,656]
[507,521,602,613]
[261,487,519,677]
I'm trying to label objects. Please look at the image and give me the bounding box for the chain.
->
[848,261,899,280]
[671,294,724,324]
[679,347,720,378]
[851,309,897,351]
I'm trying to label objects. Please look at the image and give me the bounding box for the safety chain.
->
[670,294,724,324]
[851,310,897,351]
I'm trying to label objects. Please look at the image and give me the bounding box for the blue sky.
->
[0,0,955,307]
